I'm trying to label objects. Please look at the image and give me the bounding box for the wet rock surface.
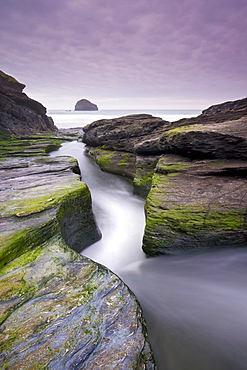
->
[82,97,247,254]
[143,155,247,255]
[0,238,154,370]
[0,135,155,369]
[0,71,155,368]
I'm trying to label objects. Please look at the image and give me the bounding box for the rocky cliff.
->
[82,97,247,255]
[75,98,98,111]
[0,70,57,136]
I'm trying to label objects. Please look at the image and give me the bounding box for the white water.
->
[50,112,247,370]
[50,141,146,271]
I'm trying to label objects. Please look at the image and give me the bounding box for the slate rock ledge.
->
[0,73,156,369]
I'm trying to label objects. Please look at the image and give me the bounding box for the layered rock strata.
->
[82,97,247,255]
[0,136,155,369]
[0,70,57,136]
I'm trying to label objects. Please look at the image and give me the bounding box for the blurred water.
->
[50,141,146,271]
[119,248,247,370]
[50,112,247,370]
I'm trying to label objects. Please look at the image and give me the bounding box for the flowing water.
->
[50,141,146,271]
[50,111,247,370]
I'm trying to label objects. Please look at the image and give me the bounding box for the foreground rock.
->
[0,135,155,368]
[75,98,98,111]
[82,97,247,255]
[0,238,154,369]
[0,70,57,136]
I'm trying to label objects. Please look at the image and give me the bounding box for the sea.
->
[48,109,201,129]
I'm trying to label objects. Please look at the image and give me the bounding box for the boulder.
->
[83,114,169,152]
[75,99,98,111]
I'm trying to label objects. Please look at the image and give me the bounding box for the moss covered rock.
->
[87,147,158,197]
[143,155,247,255]
[0,152,101,268]
[82,97,247,256]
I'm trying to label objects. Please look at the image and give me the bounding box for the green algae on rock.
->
[81,97,247,255]
[0,153,101,268]
[86,147,159,197]
[143,155,247,255]
[0,237,155,370]
[0,133,156,369]
[0,71,156,368]
[87,147,136,179]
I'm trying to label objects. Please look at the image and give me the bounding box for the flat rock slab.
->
[0,238,154,369]
[0,154,101,267]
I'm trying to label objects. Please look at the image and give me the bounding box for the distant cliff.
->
[75,98,98,111]
[0,70,57,136]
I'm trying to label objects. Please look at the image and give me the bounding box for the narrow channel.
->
[51,141,247,370]
[50,141,146,271]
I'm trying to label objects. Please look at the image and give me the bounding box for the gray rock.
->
[0,238,155,369]
[0,71,57,136]
[75,99,98,111]
[202,96,247,115]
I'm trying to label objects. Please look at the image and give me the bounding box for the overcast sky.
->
[1,0,246,110]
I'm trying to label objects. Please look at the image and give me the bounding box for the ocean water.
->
[48,109,201,129]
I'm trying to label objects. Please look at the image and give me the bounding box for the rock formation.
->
[202,97,247,115]
[0,70,26,91]
[82,97,247,255]
[0,136,155,369]
[75,98,98,111]
[0,70,57,136]
[0,74,155,368]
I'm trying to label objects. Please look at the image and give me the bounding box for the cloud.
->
[0,0,246,109]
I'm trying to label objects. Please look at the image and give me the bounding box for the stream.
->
[51,141,247,370]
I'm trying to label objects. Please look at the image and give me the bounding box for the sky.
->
[0,0,246,111]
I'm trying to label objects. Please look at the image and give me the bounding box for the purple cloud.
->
[0,0,246,109]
